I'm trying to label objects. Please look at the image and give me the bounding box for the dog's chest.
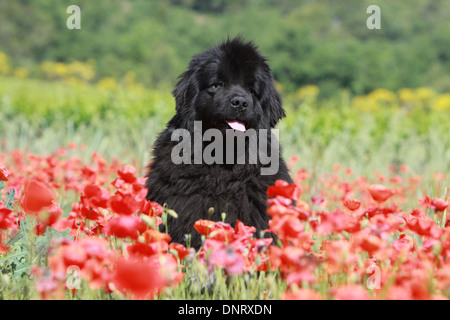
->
[186,165,264,196]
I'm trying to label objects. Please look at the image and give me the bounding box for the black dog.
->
[145,37,292,249]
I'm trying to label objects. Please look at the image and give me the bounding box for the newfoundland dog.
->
[145,37,292,249]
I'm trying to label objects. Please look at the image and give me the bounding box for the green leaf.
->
[5,188,15,210]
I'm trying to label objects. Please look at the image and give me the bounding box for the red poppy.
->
[430,198,448,211]
[0,205,18,229]
[117,165,137,183]
[61,245,87,269]
[419,195,448,212]
[127,241,167,258]
[169,242,190,260]
[205,241,245,275]
[0,163,8,181]
[79,237,110,260]
[343,198,361,211]
[21,179,54,213]
[267,180,301,200]
[109,192,140,215]
[140,200,164,217]
[359,235,382,256]
[367,184,395,202]
[105,215,141,239]
[113,256,165,299]
[234,220,256,238]
[194,219,216,236]
[142,229,171,244]
[83,184,110,208]
[207,222,235,242]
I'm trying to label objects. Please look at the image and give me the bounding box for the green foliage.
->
[1,0,450,95]
[1,76,449,179]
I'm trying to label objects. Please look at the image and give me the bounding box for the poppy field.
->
[1,76,450,300]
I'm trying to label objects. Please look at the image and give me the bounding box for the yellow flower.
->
[432,93,450,111]
[68,61,95,81]
[398,88,415,103]
[368,88,396,105]
[97,77,118,91]
[0,52,11,75]
[295,85,319,101]
[55,62,68,76]
[415,87,435,101]
[14,67,29,79]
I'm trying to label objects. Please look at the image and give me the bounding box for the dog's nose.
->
[230,96,248,110]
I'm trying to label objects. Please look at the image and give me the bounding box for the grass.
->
[1,76,449,178]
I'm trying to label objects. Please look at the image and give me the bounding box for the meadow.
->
[0,73,449,300]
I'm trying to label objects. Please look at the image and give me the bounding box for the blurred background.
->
[2,0,450,94]
[0,0,449,183]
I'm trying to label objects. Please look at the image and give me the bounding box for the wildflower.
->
[367,184,395,202]
[0,163,8,181]
[267,180,301,200]
[21,178,54,213]
[343,198,361,211]
[105,215,141,240]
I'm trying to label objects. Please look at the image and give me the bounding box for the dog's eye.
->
[249,87,257,95]
[211,82,223,89]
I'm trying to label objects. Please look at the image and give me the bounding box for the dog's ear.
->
[262,78,286,128]
[172,70,194,113]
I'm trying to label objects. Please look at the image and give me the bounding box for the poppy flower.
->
[0,163,8,181]
[35,203,63,233]
[367,184,395,202]
[194,219,216,236]
[113,256,166,299]
[127,241,167,258]
[141,200,164,217]
[343,198,361,211]
[109,192,140,215]
[117,165,137,183]
[78,237,110,260]
[392,233,414,252]
[21,178,54,213]
[205,242,245,275]
[234,220,256,238]
[0,205,18,229]
[359,235,382,256]
[169,242,190,260]
[83,184,110,208]
[430,198,448,211]
[61,245,87,269]
[267,180,301,200]
[206,222,236,242]
[142,229,171,244]
[105,215,141,240]
[419,195,448,212]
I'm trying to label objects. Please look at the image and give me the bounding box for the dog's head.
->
[171,37,285,131]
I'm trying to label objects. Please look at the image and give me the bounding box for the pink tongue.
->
[227,120,246,132]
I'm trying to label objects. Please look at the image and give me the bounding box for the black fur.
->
[145,37,292,249]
